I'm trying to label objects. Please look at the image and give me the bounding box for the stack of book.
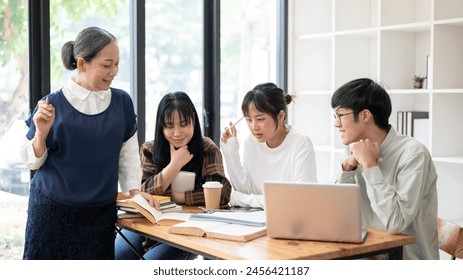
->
[117,193,190,226]
[116,192,182,215]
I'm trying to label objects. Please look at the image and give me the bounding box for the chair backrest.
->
[437,218,463,260]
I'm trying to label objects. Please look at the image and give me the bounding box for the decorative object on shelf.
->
[413,75,427,89]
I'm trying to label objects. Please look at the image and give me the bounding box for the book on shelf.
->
[125,194,190,226]
[168,220,267,242]
[397,111,404,135]
[189,211,266,227]
[396,111,429,148]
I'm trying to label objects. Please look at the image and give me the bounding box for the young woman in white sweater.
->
[221,82,317,208]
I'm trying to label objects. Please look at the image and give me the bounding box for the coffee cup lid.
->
[203,181,223,188]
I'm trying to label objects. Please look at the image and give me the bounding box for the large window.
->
[49,0,131,93]
[220,0,279,149]
[0,0,29,260]
[144,0,204,140]
[0,2,30,196]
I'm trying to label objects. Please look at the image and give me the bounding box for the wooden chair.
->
[437,218,463,260]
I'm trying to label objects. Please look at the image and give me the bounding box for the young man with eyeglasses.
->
[331,78,439,260]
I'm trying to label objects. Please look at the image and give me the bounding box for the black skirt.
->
[23,185,117,260]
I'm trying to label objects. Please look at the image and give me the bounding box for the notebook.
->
[263,181,367,243]
[171,171,196,192]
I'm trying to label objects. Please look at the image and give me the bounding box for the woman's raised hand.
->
[33,98,55,137]
[221,121,237,144]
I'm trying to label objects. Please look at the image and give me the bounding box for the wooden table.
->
[116,214,415,260]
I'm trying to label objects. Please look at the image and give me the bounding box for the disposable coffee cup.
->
[203,181,223,209]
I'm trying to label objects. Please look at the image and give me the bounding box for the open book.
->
[127,194,191,226]
[168,220,267,242]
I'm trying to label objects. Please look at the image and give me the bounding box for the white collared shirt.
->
[63,76,111,113]
[20,77,141,193]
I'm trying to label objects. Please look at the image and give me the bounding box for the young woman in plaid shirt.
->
[115,91,231,260]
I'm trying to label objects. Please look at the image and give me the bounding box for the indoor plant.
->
[413,75,427,89]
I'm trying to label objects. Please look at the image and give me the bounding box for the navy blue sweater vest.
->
[25,88,137,207]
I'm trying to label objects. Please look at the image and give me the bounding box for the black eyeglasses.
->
[333,111,356,123]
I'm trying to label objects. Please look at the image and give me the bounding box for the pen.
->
[199,206,233,213]
[225,116,245,130]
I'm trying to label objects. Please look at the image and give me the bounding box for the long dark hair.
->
[153,92,204,182]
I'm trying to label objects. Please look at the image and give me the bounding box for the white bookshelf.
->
[288,0,463,220]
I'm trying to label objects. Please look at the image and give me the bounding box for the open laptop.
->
[263,181,367,243]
